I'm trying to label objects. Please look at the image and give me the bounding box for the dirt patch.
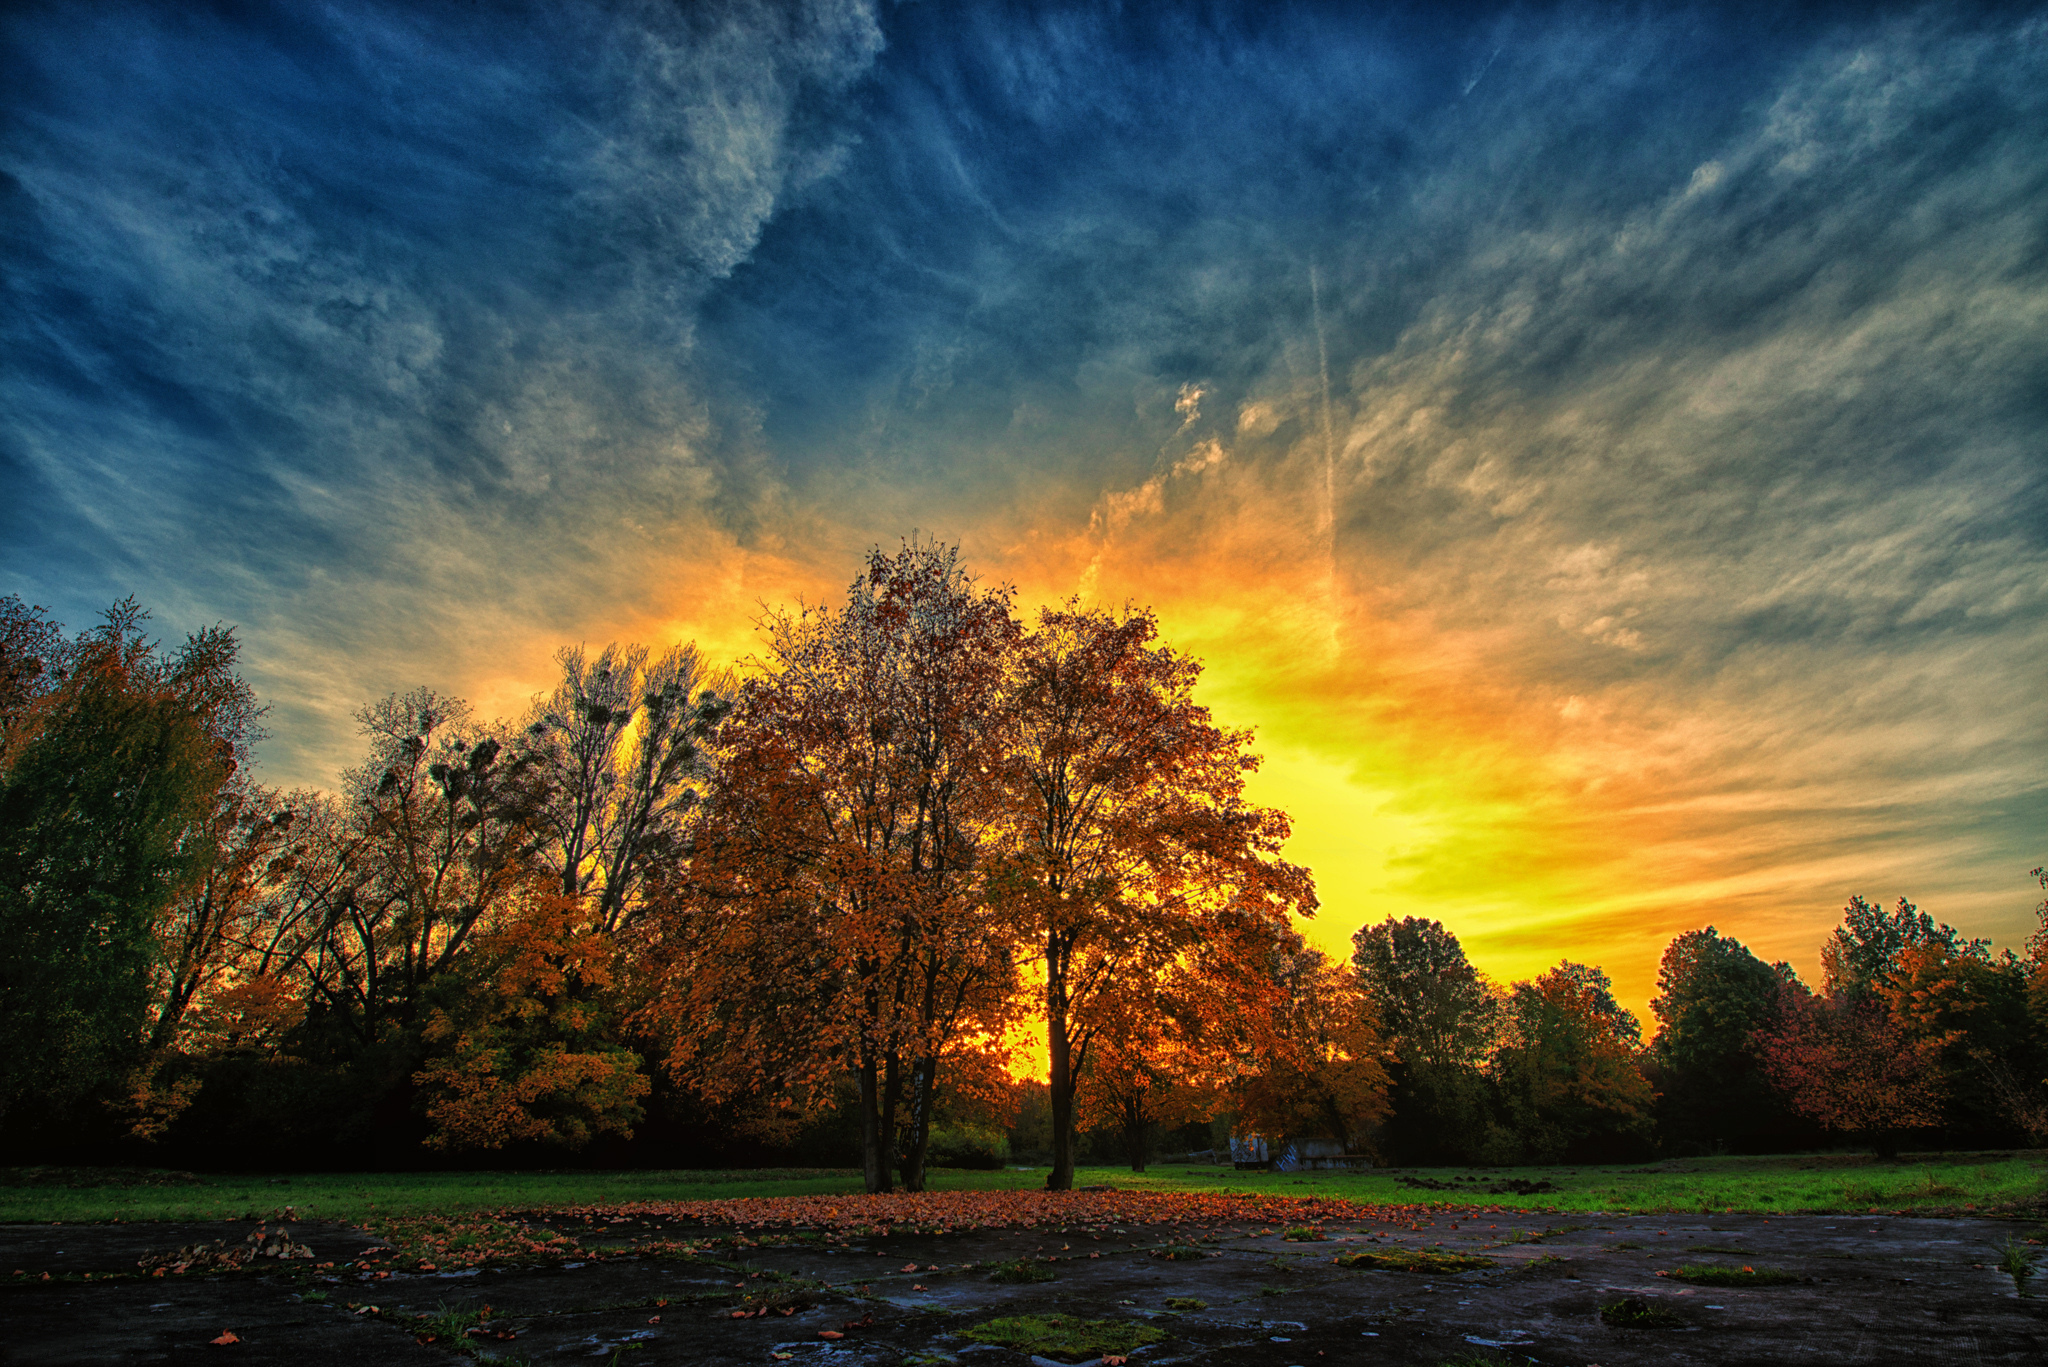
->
[3,1203,2045,1363]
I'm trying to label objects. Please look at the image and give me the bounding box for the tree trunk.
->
[858,1052,891,1193]
[1045,932,1080,1190]
[1125,1109,1147,1173]
[898,1053,939,1192]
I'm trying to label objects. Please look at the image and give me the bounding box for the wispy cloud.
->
[4,3,2042,1009]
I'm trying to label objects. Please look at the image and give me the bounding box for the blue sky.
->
[5,1,2044,1007]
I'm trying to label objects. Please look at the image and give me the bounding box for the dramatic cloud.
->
[5,2,2043,1009]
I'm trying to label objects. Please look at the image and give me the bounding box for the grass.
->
[986,1257,1057,1284]
[1163,1296,1206,1311]
[1334,1248,1496,1273]
[963,1314,1164,1361]
[1600,1296,1686,1329]
[2,1149,2041,1224]
[1662,1262,1803,1286]
[1995,1237,2038,1296]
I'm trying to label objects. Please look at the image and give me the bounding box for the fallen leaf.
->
[912,1284,926,1291]
[647,1316,661,1325]
[818,1330,844,1340]
[900,1262,919,1272]
[210,1331,241,1346]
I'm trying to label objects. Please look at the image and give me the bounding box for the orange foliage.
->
[413,884,648,1151]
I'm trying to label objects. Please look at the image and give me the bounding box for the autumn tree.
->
[1753,978,1946,1158]
[1226,932,1389,1157]
[1872,938,2035,1142]
[0,601,250,1129]
[1821,895,1981,1001]
[1488,961,1655,1163]
[411,881,650,1151]
[995,604,1314,1191]
[1648,926,1800,1153]
[1349,916,1498,1163]
[667,542,1020,1191]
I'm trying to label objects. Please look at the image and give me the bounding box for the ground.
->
[4,1177,2044,1365]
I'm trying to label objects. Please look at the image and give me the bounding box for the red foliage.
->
[1753,983,1945,1145]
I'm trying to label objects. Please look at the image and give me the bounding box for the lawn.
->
[1,1149,2040,1224]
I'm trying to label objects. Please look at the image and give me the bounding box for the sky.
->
[5,0,2045,1022]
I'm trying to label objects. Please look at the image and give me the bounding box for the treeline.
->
[1353,897,2048,1166]
[0,546,1368,1188]
[3,548,2044,1181]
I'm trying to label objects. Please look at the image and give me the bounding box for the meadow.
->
[3,1149,2039,1225]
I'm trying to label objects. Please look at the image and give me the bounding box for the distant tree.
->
[1821,895,1981,1002]
[1753,977,1946,1158]
[0,602,243,1127]
[1227,934,1389,1156]
[995,603,1313,1191]
[1489,961,1655,1163]
[1648,927,1799,1153]
[1873,938,2035,1143]
[1349,916,1498,1163]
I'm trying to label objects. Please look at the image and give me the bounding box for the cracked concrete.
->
[3,1206,2043,1364]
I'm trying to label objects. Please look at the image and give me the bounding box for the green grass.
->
[1662,1262,1804,1286]
[1600,1295,1686,1328]
[1334,1248,1496,1273]
[986,1257,1057,1284]
[963,1315,1164,1360]
[2,1149,2041,1224]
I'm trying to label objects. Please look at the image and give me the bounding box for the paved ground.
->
[3,1205,2043,1364]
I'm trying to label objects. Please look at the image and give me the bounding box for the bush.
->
[926,1123,1009,1169]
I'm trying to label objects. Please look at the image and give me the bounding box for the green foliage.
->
[926,1123,1009,1170]
[1350,918,1499,1163]
[1489,962,1655,1163]
[963,1315,1164,1359]
[0,602,239,1124]
[1649,927,1798,1152]
[1163,1296,1207,1310]
[1995,1236,2037,1296]
[1821,896,1980,1001]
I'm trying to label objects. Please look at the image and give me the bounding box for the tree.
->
[1648,926,1799,1153]
[0,602,244,1127]
[1226,934,1389,1156]
[1821,895,1981,1002]
[1349,917,1498,1163]
[523,641,724,934]
[667,542,1020,1191]
[995,603,1314,1190]
[1489,961,1655,1163]
[1753,979,1946,1157]
[411,882,649,1151]
[1872,938,2034,1143]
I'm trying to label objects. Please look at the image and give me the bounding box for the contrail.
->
[1310,262,1339,649]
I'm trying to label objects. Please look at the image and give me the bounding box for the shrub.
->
[927,1124,1009,1170]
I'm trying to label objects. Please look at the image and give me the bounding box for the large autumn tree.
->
[670,542,1020,1191]
[995,603,1314,1191]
